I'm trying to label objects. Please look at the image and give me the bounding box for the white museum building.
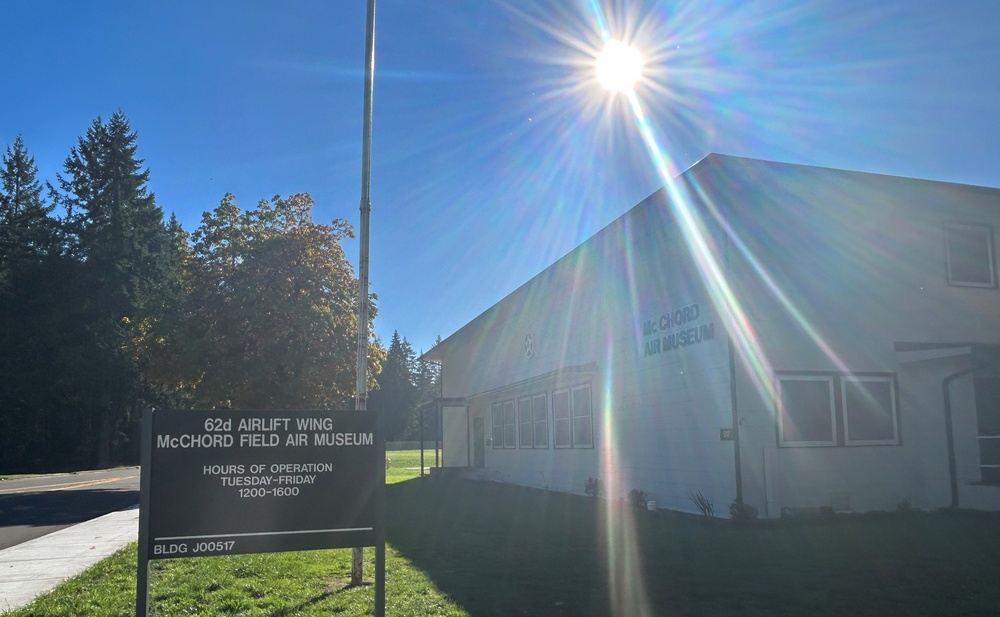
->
[422,154,1000,517]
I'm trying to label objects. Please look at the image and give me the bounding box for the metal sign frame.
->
[136,408,385,616]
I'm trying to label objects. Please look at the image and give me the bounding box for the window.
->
[518,397,533,448]
[842,377,898,445]
[503,400,515,449]
[492,400,516,449]
[518,393,549,448]
[553,389,571,448]
[553,384,593,448]
[492,402,503,448]
[777,375,836,446]
[532,393,549,448]
[572,385,594,447]
[777,373,899,447]
[945,223,996,287]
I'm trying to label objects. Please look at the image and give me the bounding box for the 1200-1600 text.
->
[238,487,300,498]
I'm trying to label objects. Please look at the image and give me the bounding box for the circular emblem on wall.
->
[524,333,534,358]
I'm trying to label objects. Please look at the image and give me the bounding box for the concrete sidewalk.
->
[0,505,139,612]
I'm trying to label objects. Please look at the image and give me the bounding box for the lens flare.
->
[448,2,890,614]
[597,40,644,94]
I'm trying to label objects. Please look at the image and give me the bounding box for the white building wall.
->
[441,189,737,513]
[435,155,1000,515]
[718,157,1000,515]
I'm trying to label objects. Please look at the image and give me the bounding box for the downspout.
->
[438,362,443,468]
[722,222,744,506]
[729,337,744,506]
[942,362,984,508]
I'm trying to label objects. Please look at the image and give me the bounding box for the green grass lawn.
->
[385,448,440,484]
[5,455,1000,616]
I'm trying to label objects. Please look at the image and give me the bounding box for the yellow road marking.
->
[0,475,133,495]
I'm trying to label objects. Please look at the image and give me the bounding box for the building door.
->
[473,417,485,468]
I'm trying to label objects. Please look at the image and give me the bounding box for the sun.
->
[596,39,644,94]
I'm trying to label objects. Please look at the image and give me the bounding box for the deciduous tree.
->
[177,193,382,409]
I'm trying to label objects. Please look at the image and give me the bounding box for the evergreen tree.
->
[369,331,419,441]
[0,135,85,471]
[53,112,174,467]
[413,336,443,442]
[0,135,55,278]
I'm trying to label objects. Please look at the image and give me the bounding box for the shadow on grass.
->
[386,478,1000,617]
[386,479,616,617]
[264,584,371,617]
[263,592,332,617]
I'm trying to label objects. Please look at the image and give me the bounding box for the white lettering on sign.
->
[313,432,374,446]
[199,460,335,495]
[297,417,335,431]
[204,464,244,475]
[269,463,335,473]
[156,416,376,450]
[221,475,273,486]
[237,417,291,432]
[239,433,281,447]
[156,434,234,449]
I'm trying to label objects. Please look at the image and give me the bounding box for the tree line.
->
[0,112,439,473]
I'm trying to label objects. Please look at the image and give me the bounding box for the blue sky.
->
[3,0,999,353]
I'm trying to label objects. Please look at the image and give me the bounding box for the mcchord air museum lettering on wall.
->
[642,302,716,357]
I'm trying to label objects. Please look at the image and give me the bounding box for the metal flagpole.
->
[352,0,376,587]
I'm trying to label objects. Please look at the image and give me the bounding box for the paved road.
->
[0,468,139,550]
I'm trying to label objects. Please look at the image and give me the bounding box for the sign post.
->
[136,408,384,616]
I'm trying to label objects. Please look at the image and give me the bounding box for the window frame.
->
[552,388,572,449]
[518,396,533,448]
[944,222,997,288]
[502,399,516,449]
[492,399,517,449]
[841,375,900,446]
[570,384,594,448]
[776,372,900,448]
[551,383,594,449]
[516,393,550,449]
[491,401,503,449]
[776,374,837,447]
[532,392,549,449]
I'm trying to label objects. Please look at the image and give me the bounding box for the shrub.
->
[628,489,650,510]
[729,500,758,523]
[585,477,603,498]
[689,491,714,517]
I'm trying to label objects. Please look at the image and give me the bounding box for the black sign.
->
[143,409,380,559]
